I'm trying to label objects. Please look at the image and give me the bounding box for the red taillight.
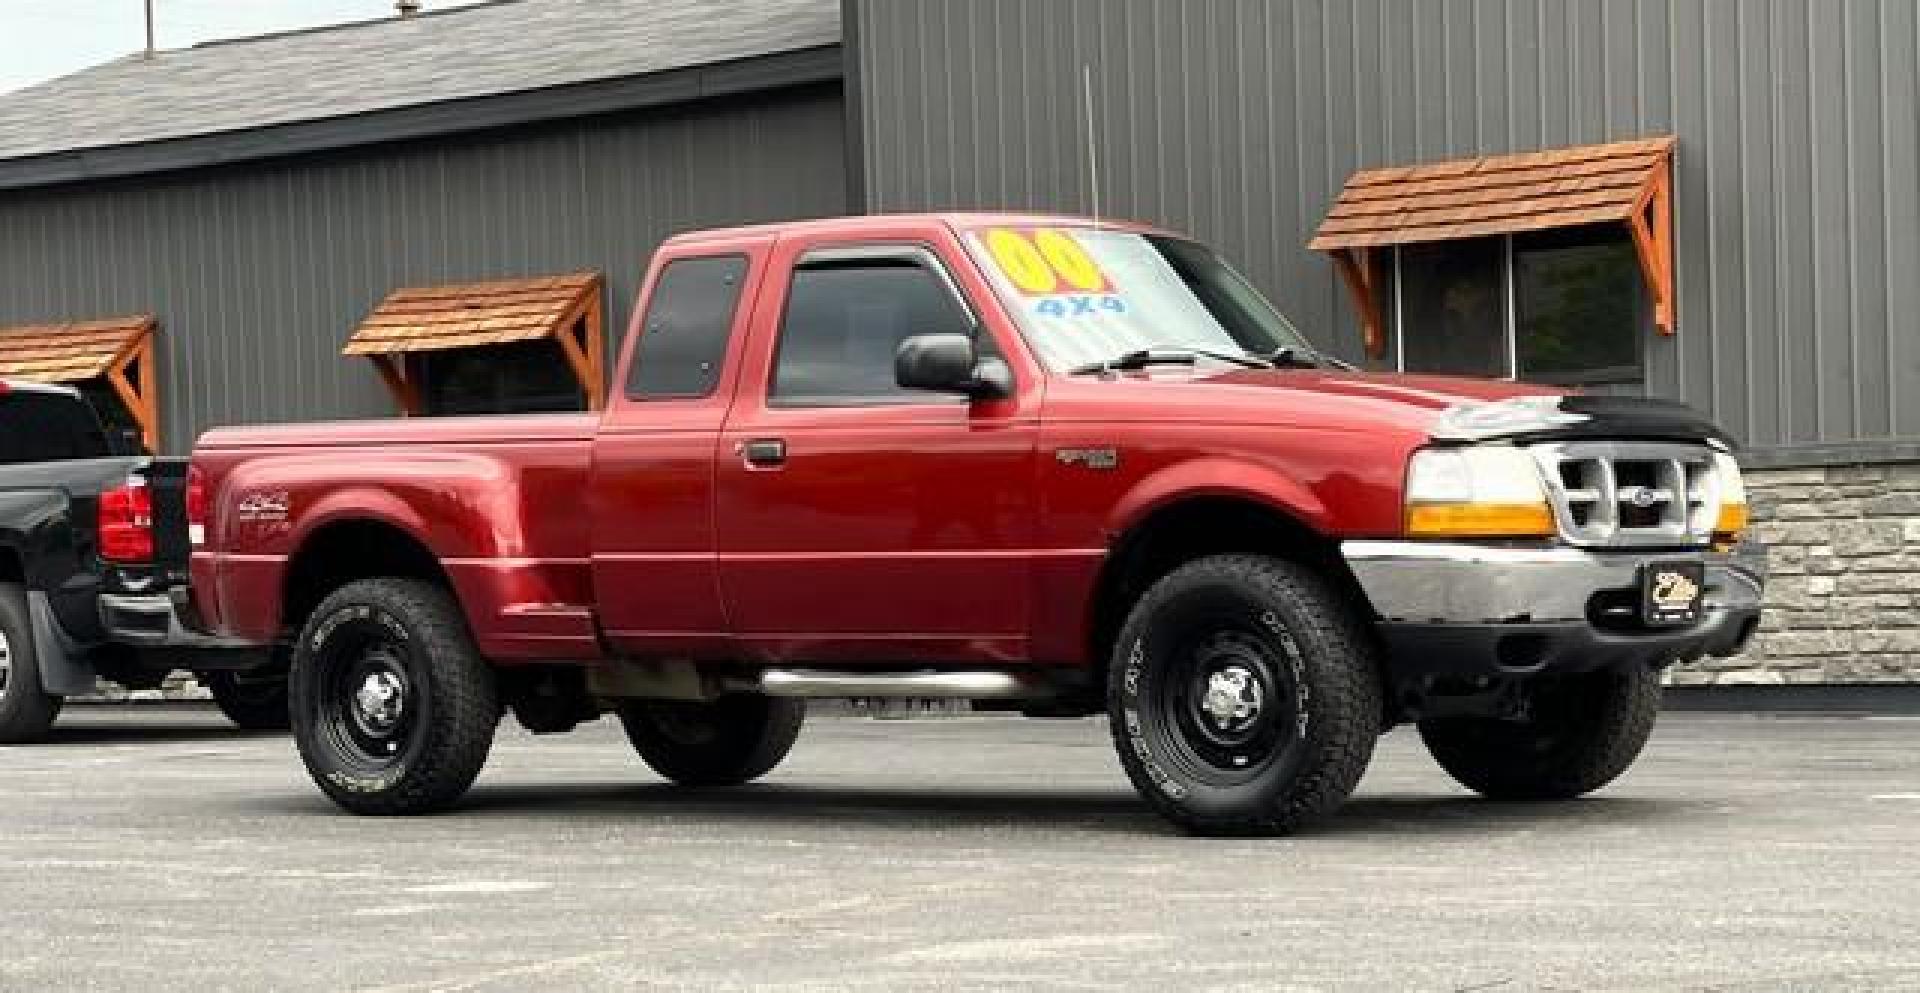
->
[98,478,154,563]
[185,465,208,545]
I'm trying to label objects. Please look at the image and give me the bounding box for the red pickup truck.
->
[190,213,1764,835]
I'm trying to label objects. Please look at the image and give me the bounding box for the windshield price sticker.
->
[984,228,1127,319]
[1035,295,1127,318]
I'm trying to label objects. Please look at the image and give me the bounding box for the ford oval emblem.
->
[1628,487,1656,508]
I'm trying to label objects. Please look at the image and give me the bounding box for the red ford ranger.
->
[189,214,1765,835]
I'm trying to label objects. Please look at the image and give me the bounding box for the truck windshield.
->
[0,388,110,465]
[964,226,1315,373]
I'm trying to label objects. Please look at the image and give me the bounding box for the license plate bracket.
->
[1640,560,1706,627]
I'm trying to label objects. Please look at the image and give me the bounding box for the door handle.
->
[740,438,787,468]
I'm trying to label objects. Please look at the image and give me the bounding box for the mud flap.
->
[28,592,95,696]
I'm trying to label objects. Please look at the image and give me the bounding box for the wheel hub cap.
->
[352,671,405,733]
[1200,665,1262,733]
[0,629,12,695]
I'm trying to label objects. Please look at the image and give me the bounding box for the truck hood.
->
[1045,368,1730,446]
[1045,368,1557,438]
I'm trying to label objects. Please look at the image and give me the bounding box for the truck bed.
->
[192,412,602,660]
[197,412,599,450]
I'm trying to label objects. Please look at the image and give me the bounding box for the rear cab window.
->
[626,255,752,400]
[0,387,110,465]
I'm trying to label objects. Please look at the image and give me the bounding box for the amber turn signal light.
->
[1405,501,1558,539]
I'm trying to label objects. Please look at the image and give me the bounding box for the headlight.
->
[1404,446,1557,538]
[1711,451,1748,538]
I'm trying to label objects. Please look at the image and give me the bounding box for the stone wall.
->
[1672,461,1920,685]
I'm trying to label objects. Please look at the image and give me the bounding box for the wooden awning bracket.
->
[1330,248,1388,359]
[367,354,424,416]
[550,292,607,411]
[1626,163,1676,334]
[102,332,160,450]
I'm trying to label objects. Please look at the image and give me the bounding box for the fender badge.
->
[236,490,291,523]
[1055,447,1120,471]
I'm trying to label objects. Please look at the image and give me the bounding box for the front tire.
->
[0,583,62,744]
[617,695,805,787]
[290,579,499,815]
[1418,664,1662,800]
[1108,555,1383,836]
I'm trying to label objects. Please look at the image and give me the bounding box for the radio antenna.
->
[1082,63,1101,229]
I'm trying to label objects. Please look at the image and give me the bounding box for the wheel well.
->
[0,546,22,585]
[281,520,452,637]
[1088,497,1374,675]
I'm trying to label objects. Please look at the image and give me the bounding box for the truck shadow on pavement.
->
[35,724,283,746]
[303,782,1702,839]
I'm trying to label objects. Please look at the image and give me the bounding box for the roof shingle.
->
[0,316,157,383]
[1310,136,1676,250]
[343,272,601,356]
[0,0,838,164]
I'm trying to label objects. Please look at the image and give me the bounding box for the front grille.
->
[1529,441,1720,547]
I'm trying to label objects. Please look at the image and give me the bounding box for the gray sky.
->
[0,0,488,94]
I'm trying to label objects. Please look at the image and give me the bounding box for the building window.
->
[1398,237,1508,379]
[1512,225,1645,385]
[410,339,584,416]
[1393,223,1644,387]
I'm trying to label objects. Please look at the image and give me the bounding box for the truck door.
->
[591,239,765,657]
[715,237,1040,664]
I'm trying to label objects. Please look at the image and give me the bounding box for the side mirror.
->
[895,333,1011,399]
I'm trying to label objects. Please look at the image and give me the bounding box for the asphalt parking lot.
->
[3,706,1919,992]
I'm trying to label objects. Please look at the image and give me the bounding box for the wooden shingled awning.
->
[0,315,160,448]
[1310,136,1676,358]
[343,271,606,414]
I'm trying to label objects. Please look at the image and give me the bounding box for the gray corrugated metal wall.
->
[0,84,847,451]
[850,0,1920,461]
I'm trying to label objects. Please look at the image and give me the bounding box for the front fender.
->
[1104,456,1332,539]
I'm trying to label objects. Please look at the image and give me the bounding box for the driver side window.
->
[770,258,974,406]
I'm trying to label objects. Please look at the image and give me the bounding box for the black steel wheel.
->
[618,695,805,787]
[290,578,499,815]
[1109,554,1382,836]
[0,583,61,744]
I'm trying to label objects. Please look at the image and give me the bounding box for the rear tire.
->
[290,578,499,815]
[0,583,62,744]
[1108,554,1383,836]
[1418,664,1662,800]
[204,664,291,731]
[617,695,805,787]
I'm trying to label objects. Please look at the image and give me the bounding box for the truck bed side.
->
[192,413,599,661]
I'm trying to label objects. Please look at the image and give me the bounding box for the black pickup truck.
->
[0,379,283,742]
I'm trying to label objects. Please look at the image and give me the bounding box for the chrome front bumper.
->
[1341,537,1767,678]
[1342,538,1765,625]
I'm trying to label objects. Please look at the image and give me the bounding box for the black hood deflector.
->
[1515,395,1737,448]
